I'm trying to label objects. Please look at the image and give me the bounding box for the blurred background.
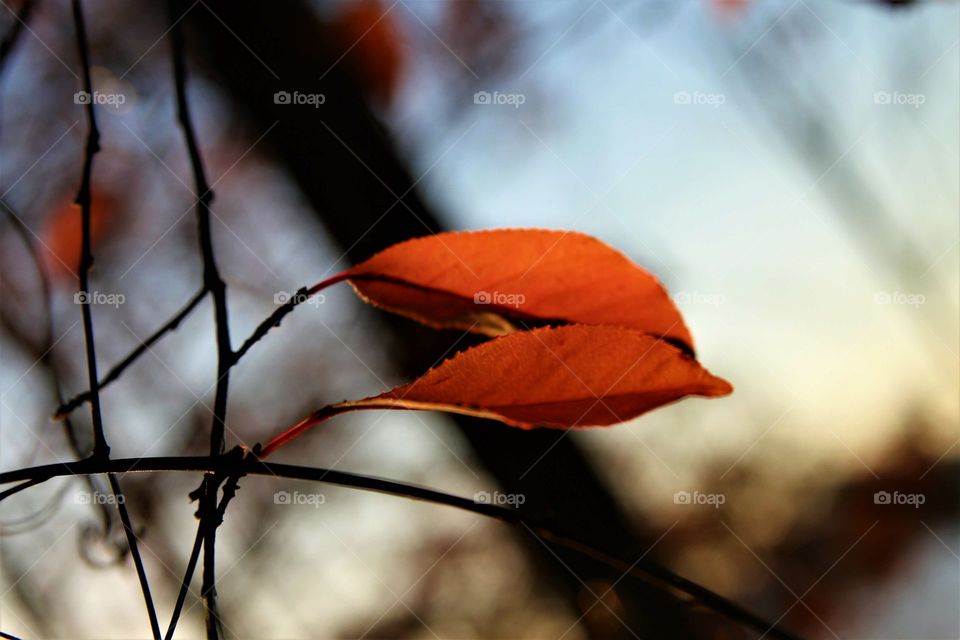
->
[1,0,957,638]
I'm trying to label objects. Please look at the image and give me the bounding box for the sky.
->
[391,0,960,480]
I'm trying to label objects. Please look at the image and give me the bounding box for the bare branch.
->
[168,0,233,635]
[55,288,208,418]
[70,2,160,636]
[0,454,801,640]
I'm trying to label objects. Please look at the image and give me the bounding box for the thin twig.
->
[0,478,43,501]
[55,287,208,418]
[230,287,308,364]
[232,271,351,364]
[0,455,803,640]
[60,269,349,418]
[168,1,232,636]
[164,525,203,640]
[165,453,246,640]
[70,0,106,460]
[70,2,160,637]
[57,275,338,427]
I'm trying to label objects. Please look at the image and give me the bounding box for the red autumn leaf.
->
[340,229,695,353]
[41,190,115,281]
[261,325,731,456]
[331,0,406,105]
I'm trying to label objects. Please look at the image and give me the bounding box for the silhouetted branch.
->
[70,0,106,460]
[163,462,246,640]
[168,1,233,636]
[0,454,802,640]
[231,272,351,364]
[55,288,208,417]
[70,2,160,637]
[230,287,309,365]
[164,526,203,640]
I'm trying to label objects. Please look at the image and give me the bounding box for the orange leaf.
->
[343,229,695,353]
[42,191,115,281]
[261,325,731,455]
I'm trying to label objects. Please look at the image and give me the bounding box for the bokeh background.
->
[1,0,957,638]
